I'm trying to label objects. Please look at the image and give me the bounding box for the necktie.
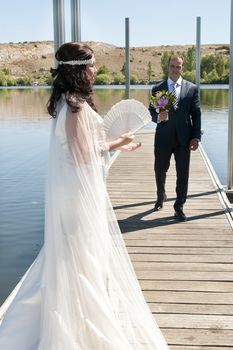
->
[172,83,178,109]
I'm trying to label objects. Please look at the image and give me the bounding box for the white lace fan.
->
[103,99,151,170]
[104,99,151,141]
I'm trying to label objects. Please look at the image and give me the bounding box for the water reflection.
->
[0,88,50,120]
[0,88,152,120]
[95,88,151,114]
[0,86,229,118]
[201,88,228,110]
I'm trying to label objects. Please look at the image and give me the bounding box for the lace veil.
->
[0,98,169,350]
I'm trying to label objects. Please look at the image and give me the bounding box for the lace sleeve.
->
[65,103,92,164]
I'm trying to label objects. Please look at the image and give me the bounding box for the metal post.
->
[195,16,201,96]
[125,17,130,99]
[227,0,233,191]
[53,0,65,64]
[71,0,81,42]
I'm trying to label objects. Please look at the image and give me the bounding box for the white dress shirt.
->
[168,76,182,100]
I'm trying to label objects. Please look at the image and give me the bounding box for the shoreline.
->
[0,84,230,90]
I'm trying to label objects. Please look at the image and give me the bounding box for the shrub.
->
[113,73,125,85]
[6,77,16,86]
[45,74,54,86]
[182,70,195,83]
[130,74,139,84]
[95,73,112,85]
[147,61,152,82]
[0,70,8,86]
[161,51,173,78]
[16,77,32,86]
[97,65,109,75]
[207,69,220,83]
[184,47,196,71]
[2,68,10,75]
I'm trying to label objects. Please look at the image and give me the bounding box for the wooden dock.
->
[108,131,233,350]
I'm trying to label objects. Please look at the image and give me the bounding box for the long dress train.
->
[0,98,169,349]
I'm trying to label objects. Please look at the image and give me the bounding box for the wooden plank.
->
[130,253,233,263]
[144,291,233,304]
[124,240,233,247]
[154,314,233,329]
[148,303,233,315]
[133,261,233,272]
[162,329,233,346]
[169,347,231,350]
[139,280,233,292]
[136,270,233,281]
[107,133,233,349]
[126,233,233,240]
[127,246,233,254]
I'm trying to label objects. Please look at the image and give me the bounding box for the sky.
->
[0,0,231,47]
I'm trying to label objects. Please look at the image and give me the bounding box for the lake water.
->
[0,86,229,305]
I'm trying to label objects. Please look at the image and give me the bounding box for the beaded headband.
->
[59,58,95,66]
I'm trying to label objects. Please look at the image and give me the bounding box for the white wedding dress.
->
[0,98,169,350]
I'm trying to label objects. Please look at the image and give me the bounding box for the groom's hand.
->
[189,138,199,151]
[159,110,169,122]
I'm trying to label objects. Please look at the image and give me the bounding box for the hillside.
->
[0,41,229,84]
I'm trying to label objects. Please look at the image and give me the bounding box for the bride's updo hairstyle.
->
[47,42,96,117]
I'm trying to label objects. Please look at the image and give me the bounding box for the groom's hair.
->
[168,54,184,67]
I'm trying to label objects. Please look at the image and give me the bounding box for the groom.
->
[149,55,201,221]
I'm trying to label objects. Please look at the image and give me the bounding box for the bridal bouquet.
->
[151,90,175,112]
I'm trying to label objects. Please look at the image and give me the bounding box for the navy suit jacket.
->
[149,79,201,147]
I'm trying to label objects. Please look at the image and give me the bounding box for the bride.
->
[0,42,169,349]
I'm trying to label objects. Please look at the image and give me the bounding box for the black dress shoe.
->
[154,201,163,211]
[153,194,167,211]
[174,209,187,222]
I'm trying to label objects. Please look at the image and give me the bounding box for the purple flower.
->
[151,90,175,112]
[157,96,169,108]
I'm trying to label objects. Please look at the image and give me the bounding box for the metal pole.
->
[53,0,65,65]
[195,16,201,95]
[125,17,130,99]
[227,0,233,190]
[71,0,81,42]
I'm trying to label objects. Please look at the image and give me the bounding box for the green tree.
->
[2,68,10,75]
[121,63,126,76]
[201,55,216,75]
[207,69,220,83]
[45,73,54,86]
[161,51,173,78]
[200,54,229,83]
[147,61,152,82]
[130,74,139,84]
[97,65,109,75]
[6,77,16,86]
[185,46,195,71]
[220,73,229,84]
[182,70,196,83]
[0,71,7,86]
[16,76,32,86]
[215,55,225,77]
[113,73,125,85]
[201,71,208,84]
[95,73,112,85]
[182,70,195,83]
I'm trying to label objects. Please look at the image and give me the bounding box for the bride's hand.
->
[119,141,142,152]
[107,132,136,151]
[118,132,135,147]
